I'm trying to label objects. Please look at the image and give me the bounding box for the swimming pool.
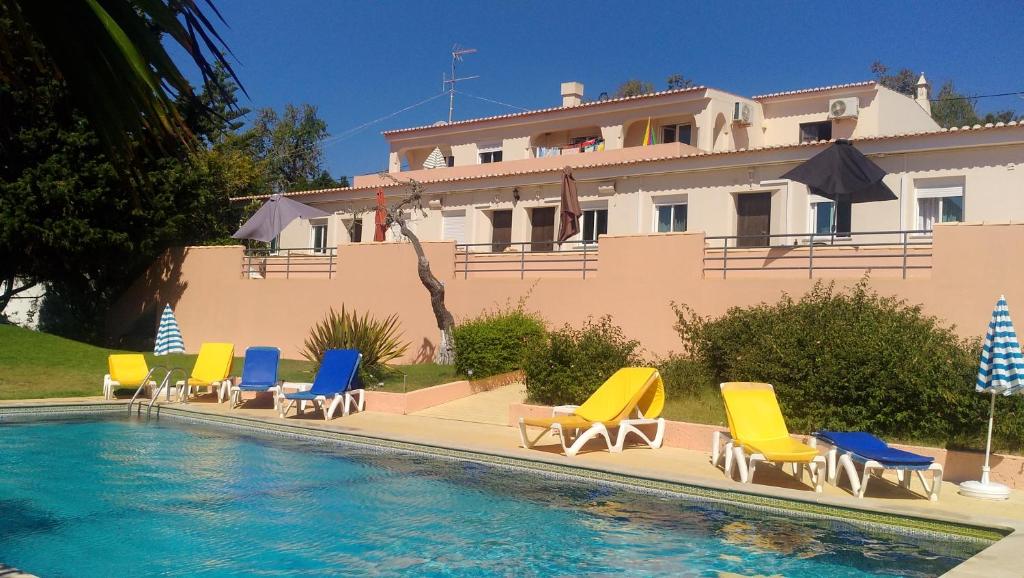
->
[0,414,993,577]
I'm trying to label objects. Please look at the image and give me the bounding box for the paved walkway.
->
[411,383,525,425]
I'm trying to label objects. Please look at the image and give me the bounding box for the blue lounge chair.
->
[813,431,943,501]
[279,349,363,420]
[228,347,281,410]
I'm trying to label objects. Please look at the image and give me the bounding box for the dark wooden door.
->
[736,193,771,248]
[531,207,555,252]
[491,210,512,252]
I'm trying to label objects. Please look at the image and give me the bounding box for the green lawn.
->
[0,324,458,400]
[660,385,727,427]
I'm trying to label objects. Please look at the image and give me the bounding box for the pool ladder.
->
[127,367,188,416]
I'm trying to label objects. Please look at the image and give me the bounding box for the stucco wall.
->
[109,223,1024,365]
[290,137,1024,254]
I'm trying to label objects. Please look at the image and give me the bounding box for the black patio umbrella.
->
[781,139,896,238]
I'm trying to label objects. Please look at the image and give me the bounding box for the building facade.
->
[251,76,1024,254]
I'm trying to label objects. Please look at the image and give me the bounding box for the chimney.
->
[915,73,931,115]
[561,81,584,107]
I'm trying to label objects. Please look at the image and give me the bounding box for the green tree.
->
[0,0,242,167]
[870,61,916,96]
[666,74,695,90]
[243,104,347,193]
[871,61,1021,128]
[614,79,655,98]
[0,47,247,339]
[930,81,983,128]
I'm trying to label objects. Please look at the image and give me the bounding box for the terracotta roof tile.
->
[231,121,1024,201]
[752,80,876,100]
[381,86,708,136]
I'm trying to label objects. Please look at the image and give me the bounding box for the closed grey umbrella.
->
[232,194,330,242]
[557,167,581,245]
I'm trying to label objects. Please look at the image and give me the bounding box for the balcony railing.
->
[454,241,597,279]
[242,247,336,279]
[703,230,933,279]
[532,137,605,158]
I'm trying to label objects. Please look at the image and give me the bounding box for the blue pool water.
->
[0,416,988,577]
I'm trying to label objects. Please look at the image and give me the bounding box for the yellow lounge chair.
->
[104,354,159,400]
[714,382,824,492]
[174,342,234,402]
[518,367,665,457]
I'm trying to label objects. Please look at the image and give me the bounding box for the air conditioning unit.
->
[732,102,753,125]
[828,97,859,119]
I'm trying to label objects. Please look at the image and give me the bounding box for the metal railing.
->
[127,366,165,414]
[454,241,598,279]
[703,230,933,279]
[241,247,336,279]
[127,367,188,416]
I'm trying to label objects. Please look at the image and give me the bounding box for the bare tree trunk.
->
[381,174,456,364]
[395,219,455,364]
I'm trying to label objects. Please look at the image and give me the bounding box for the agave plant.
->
[301,307,409,379]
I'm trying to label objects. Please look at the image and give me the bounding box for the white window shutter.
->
[443,211,466,244]
[915,184,963,199]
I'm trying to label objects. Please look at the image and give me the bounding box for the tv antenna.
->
[442,45,479,123]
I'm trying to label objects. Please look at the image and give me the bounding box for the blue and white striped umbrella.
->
[976,295,1024,396]
[960,295,1022,498]
[154,304,185,356]
[422,146,446,170]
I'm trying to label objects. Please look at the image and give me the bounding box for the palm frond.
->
[0,0,245,166]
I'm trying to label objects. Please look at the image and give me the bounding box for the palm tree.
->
[0,0,243,162]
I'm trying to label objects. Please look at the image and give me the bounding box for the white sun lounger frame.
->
[518,404,666,457]
[711,430,825,493]
[816,439,943,501]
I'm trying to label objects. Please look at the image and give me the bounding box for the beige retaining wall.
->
[508,403,1024,488]
[364,371,522,415]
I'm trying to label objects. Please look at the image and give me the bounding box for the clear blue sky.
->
[186,0,1024,181]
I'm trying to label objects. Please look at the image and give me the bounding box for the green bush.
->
[453,310,545,378]
[301,306,409,385]
[673,280,1024,452]
[523,316,643,405]
[656,355,717,397]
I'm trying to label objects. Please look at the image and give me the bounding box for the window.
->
[442,210,466,245]
[478,144,502,164]
[916,184,964,230]
[655,204,688,233]
[350,218,363,243]
[310,221,328,253]
[809,199,852,236]
[582,209,608,243]
[446,155,455,167]
[799,121,832,143]
[661,124,692,145]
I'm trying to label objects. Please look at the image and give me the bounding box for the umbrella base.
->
[958,480,1010,500]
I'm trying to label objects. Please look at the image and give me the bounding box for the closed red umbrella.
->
[373,188,387,242]
[557,167,581,245]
